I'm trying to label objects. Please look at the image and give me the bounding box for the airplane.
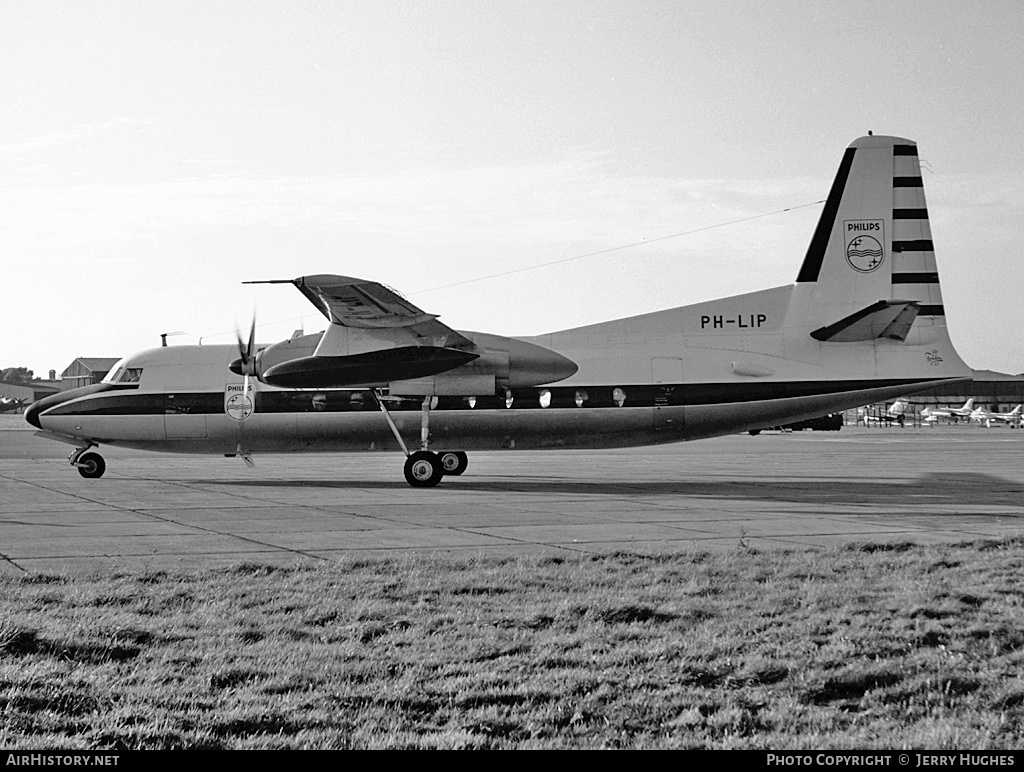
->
[969,404,1022,428]
[921,398,975,424]
[26,134,975,487]
[0,396,23,413]
[860,397,910,426]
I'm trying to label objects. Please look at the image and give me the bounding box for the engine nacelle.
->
[388,332,577,396]
[232,327,577,396]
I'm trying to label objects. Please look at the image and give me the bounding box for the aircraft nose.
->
[23,382,116,431]
[24,389,75,430]
[24,399,44,429]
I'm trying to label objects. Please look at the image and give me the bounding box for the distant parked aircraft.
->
[860,397,910,426]
[922,398,975,424]
[0,396,23,413]
[969,404,1022,428]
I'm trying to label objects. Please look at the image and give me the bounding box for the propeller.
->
[231,316,258,377]
[228,315,259,420]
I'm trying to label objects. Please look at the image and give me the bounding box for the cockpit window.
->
[102,359,143,385]
[103,359,129,384]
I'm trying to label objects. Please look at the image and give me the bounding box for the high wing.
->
[247,274,476,350]
[242,275,482,388]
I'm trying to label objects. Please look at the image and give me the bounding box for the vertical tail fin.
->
[887,397,909,417]
[787,135,970,380]
[795,135,946,328]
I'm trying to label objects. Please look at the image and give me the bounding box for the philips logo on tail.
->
[845,220,885,273]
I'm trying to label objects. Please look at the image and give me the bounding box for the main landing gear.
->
[375,390,468,488]
[70,445,106,479]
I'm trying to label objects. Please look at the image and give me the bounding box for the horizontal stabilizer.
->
[262,346,479,388]
[810,300,920,342]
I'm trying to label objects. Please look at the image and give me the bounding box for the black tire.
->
[77,452,106,479]
[404,451,443,488]
[748,429,761,436]
[439,451,468,476]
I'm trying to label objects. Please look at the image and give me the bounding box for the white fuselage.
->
[29,282,969,457]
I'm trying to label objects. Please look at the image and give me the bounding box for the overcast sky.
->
[2,0,1023,378]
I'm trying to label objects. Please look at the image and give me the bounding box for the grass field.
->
[3,539,1024,749]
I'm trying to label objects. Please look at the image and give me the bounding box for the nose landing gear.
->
[70,446,106,479]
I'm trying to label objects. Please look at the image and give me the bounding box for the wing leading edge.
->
[246,274,487,388]
[246,275,476,350]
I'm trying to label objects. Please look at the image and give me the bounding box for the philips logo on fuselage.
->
[844,220,885,273]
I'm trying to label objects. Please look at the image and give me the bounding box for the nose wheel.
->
[70,447,106,479]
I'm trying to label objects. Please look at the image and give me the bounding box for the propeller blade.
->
[239,313,258,419]
[230,313,260,377]
[246,316,256,365]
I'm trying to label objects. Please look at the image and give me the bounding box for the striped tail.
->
[891,142,944,320]
[787,134,969,380]
[794,134,947,331]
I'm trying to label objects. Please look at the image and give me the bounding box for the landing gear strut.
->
[374,390,468,487]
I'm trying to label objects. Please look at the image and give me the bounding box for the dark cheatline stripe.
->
[797,147,856,283]
[892,272,940,284]
[24,382,138,429]
[892,240,934,253]
[42,378,965,416]
[893,208,929,219]
[893,176,924,187]
[44,392,223,417]
[918,305,945,316]
[894,145,918,156]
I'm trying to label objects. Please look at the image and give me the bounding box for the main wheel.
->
[438,451,468,476]
[77,452,106,479]
[404,451,444,488]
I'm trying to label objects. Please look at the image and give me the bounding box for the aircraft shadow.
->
[187,471,1023,511]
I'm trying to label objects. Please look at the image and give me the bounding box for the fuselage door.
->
[164,391,209,438]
